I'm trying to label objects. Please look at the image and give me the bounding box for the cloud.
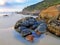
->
[0,0,28,5]
[0,0,6,5]
[7,0,28,3]
[0,0,43,6]
[15,0,27,3]
[0,0,43,12]
[0,8,22,12]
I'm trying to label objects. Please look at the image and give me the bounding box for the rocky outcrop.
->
[48,14,60,36]
[21,10,40,15]
[38,5,60,23]
[37,5,60,36]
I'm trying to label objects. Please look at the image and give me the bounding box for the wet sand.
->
[0,14,60,45]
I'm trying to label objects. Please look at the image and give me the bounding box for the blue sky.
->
[0,0,43,12]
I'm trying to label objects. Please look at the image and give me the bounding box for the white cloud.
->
[0,8,22,12]
[0,0,6,5]
[7,0,29,4]
[15,0,27,3]
[0,0,28,5]
[0,0,42,12]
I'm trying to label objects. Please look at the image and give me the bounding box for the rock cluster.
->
[14,17,47,42]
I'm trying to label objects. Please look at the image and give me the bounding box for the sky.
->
[0,0,43,12]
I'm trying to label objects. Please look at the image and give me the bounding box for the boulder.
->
[38,5,60,23]
[48,15,60,36]
[14,17,47,42]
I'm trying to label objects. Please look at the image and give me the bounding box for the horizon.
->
[0,0,43,12]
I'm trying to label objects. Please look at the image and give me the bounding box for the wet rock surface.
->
[14,17,47,42]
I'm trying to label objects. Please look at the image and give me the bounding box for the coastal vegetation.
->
[23,0,60,11]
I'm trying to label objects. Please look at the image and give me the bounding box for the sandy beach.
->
[0,14,60,45]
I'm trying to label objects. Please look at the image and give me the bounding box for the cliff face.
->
[38,5,60,23]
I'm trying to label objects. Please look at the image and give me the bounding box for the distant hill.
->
[23,0,60,12]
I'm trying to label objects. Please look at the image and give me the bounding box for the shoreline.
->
[0,14,60,45]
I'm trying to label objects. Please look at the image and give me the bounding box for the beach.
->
[0,14,60,45]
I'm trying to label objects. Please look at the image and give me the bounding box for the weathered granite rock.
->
[48,15,60,36]
[38,5,60,23]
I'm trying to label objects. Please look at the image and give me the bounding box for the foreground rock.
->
[48,15,60,36]
[37,5,60,37]
[14,17,47,42]
[38,5,60,23]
